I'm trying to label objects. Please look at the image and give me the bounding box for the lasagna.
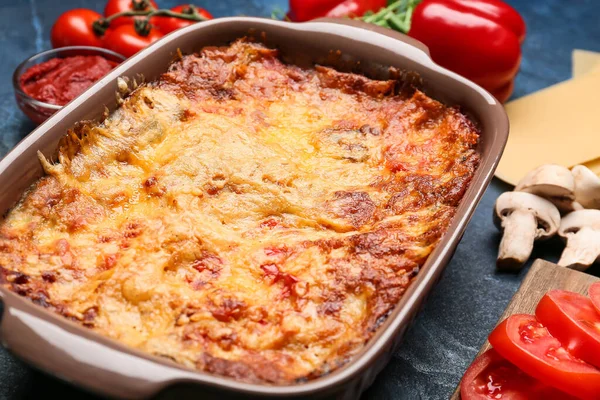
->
[0,38,479,383]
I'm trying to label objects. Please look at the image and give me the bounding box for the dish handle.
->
[0,293,177,399]
[312,17,431,56]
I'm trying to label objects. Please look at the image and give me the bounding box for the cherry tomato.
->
[461,349,575,400]
[152,5,213,34]
[51,9,105,48]
[590,282,600,314]
[103,25,163,58]
[104,0,159,27]
[488,314,600,399]
[536,290,600,368]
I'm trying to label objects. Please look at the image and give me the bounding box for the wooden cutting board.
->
[450,259,600,399]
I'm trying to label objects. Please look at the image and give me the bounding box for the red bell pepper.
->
[288,0,387,22]
[286,0,525,103]
[408,0,525,102]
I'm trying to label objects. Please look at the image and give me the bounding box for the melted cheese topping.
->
[0,39,479,383]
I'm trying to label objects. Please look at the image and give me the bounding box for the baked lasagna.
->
[0,38,479,383]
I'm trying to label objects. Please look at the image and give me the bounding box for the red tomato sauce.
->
[19,55,118,106]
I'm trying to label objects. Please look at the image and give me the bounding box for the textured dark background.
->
[0,0,599,398]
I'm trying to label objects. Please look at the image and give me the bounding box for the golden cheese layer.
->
[0,39,479,383]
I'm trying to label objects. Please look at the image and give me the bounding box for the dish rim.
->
[0,16,508,398]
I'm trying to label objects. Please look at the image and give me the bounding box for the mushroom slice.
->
[515,164,580,212]
[494,192,560,270]
[558,209,600,271]
[572,165,600,209]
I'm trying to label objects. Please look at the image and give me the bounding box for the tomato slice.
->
[460,349,576,399]
[536,290,600,368]
[488,314,600,399]
[590,282,600,315]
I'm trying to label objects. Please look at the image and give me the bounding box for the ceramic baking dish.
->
[0,17,508,399]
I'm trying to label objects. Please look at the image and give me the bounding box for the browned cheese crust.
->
[0,39,479,383]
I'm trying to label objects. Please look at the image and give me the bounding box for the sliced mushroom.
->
[558,209,600,271]
[515,164,581,212]
[494,192,561,270]
[572,165,600,209]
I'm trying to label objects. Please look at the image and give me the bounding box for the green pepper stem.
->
[362,0,421,33]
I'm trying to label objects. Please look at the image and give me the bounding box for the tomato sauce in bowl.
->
[13,46,125,124]
[20,55,118,106]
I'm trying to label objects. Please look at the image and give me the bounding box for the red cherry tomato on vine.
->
[460,349,576,400]
[103,25,163,58]
[152,5,213,34]
[488,314,600,399]
[51,9,105,48]
[104,0,159,27]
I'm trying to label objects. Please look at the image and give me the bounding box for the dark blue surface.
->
[0,0,599,399]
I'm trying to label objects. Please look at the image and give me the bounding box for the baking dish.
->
[0,17,508,399]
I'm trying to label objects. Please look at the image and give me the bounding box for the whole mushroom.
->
[558,209,600,271]
[494,191,561,270]
[515,164,581,212]
[572,165,600,209]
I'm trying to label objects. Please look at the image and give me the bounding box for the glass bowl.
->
[13,46,126,125]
